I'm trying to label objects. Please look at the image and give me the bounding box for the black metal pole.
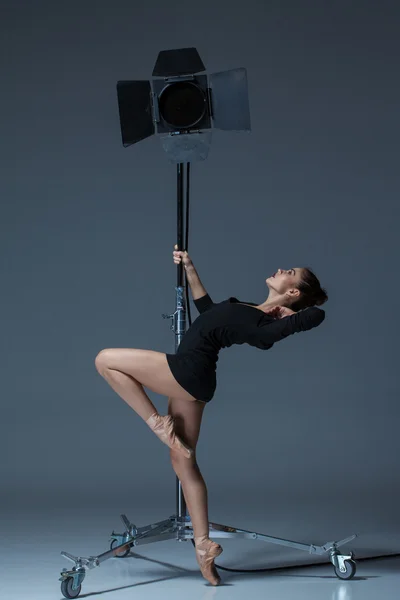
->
[175,162,188,521]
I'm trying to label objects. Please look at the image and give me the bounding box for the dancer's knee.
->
[170,450,199,477]
[95,349,111,373]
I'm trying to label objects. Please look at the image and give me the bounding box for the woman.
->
[95,245,328,586]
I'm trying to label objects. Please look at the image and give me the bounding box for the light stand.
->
[58,48,358,598]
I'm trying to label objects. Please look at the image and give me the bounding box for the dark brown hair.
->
[290,267,328,311]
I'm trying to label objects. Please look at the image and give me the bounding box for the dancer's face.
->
[266,268,303,297]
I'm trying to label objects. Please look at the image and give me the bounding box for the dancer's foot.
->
[194,535,223,586]
[146,413,194,459]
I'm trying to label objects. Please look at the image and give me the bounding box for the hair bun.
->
[314,287,328,306]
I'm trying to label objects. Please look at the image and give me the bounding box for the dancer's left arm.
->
[256,307,325,347]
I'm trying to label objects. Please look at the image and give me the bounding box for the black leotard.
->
[165,293,325,402]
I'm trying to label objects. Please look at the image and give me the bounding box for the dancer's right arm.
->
[185,264,208,300]
[173,246,213,312]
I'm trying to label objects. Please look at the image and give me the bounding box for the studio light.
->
[116,46,251,162]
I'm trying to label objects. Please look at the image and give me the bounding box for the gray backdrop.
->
[2,0,400,570]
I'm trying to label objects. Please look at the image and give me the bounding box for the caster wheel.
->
[61,577,81,599]
[334,559,356,580]
[110,538,130,558]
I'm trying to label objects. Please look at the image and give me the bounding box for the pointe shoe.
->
[194,535,223,586]
[146,413,194,459]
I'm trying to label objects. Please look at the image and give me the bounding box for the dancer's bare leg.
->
[94,348,200,421]
[94,348,200,458]
[94,348,222,583]
[168,396,223,586]
[168,396,208,536]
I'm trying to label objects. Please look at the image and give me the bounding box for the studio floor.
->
[2,501,400,600]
